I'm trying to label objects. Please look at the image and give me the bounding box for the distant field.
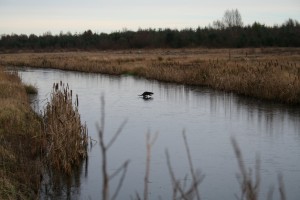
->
[1,48,300,104]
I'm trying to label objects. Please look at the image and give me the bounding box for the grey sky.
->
[0,0,299,35]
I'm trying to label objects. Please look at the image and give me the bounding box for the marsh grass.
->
[43,81,88,174]
[0,66,43,199]
[1,48,299,104]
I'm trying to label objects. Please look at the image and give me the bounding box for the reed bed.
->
[43,81,88,174]
[1,48,299,104]
[0,66,43,199]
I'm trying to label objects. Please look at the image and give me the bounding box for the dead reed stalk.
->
[231,137,260,200]
[165,131,204,200]
[43,81,88,174]
[97,96,129,200]
[143,132,159,200]
[231,137,287,200]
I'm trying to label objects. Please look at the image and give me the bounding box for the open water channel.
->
[17,67,300,200]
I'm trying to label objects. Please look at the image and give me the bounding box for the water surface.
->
[18,67,300,200]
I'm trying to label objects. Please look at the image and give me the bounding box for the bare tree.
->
[212,20,225,29]
[212,9,243,29]
[222,9,243,28]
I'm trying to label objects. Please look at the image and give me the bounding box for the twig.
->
[109,160,130,180]
[231,137,260,200]
[182,130,201,200]
[165,149,188,200]
[111,160,130,200]
[98,126,109,200]
[106,119,128,150]
[278,173,286,200]
[144,132,159,200]
[98,95,129,200]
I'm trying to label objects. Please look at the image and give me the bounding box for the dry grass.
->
[0,66,93,199]
[0,66,43,199]
[231,137,287,200]
[1,48,299,104]
[43,81,88,174]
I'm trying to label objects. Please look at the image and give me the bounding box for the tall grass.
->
[1,48,299,104]
[43,81,88,174]
[0,66,43,199]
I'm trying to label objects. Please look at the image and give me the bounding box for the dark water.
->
[17,67,300,200]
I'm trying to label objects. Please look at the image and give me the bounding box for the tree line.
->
[0,10,299,51]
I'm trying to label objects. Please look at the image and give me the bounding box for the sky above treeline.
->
[0,0,299,35]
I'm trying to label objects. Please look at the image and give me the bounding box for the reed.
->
[0,66,43,199]
[43,81,88,174]
[231,137,287,200]
[1,48,299,104]
[164,131,204,200]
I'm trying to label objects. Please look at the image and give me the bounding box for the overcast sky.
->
[0,0,299,35]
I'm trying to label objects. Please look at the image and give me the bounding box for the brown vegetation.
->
[43,82,88,174]
[0,67,43,199]
[231,137,286,200]
[1,48,300,104]
[0,67,89,199]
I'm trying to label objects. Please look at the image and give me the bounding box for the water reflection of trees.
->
[155,81,300,136]
[207,90,300,135]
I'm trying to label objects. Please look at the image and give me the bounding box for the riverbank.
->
[1,48,300,104]
[0,67,43,199]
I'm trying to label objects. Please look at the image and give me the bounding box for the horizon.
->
[1,0,299,36]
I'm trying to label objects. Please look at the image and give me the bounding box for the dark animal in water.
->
[139,91,154,99]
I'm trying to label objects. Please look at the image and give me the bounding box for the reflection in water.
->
[16,68,300,200]
[204,90,300,135]
[40,158,88,200]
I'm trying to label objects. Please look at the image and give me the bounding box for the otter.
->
[139,91,154,99]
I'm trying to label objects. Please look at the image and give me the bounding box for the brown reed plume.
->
[43,81,88,174]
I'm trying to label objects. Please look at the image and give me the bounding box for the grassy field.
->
[0,67,43,199]
[1,48,300,104]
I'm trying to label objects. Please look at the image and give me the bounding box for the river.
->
[17,67,300,200]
